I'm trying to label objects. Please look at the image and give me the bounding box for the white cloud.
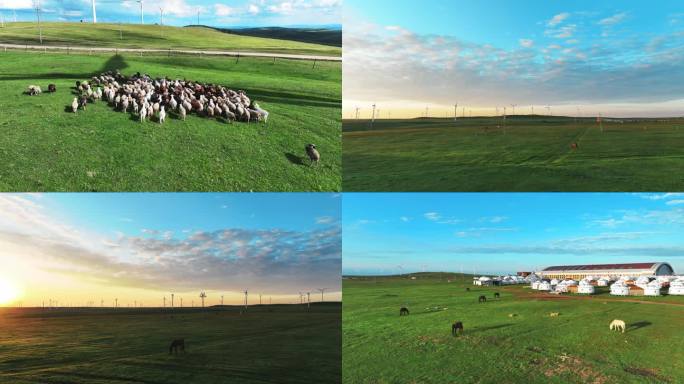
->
[519,39,534,48]
[666,200,684,206]
[248,4,260,15]
[214,4,235,17]
[316,216,335,224]
[547,12,569,26]
[424,212,441,221]
[599,12,627,26]
[0,0,32,9]
[400,216,411,222]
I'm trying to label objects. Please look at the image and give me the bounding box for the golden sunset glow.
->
[0,276,22,305]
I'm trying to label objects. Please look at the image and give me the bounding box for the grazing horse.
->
[399,307,410,316]
[570,142,579,150]
[494,292,500,299]
[609,319,626,333]
[478,295,487,303]
[452,321,464,336]
[466,288,470,292]
[169,339,185,354]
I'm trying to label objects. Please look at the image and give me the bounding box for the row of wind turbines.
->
[39,288,332,309]
[356,103,583,120]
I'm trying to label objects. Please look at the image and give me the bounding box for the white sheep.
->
[179,105,186,121]
[158,106,166,124]
[71,97,78,113]
[140,106,147,122]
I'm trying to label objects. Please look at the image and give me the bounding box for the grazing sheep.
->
[452,321,464,336]
[179,105,187,121]
[169,339,185,354]
[399,307,409,316]
[121,97,129,112]
[132,99,139,114]
[250,101,269,123]
[140,106,147,122]
[158,106,166,124]
[478,295,487,303]
[47,84,57,93]
[78,96,88,110]
[508,313,517,318]
[71,97,78,113]
[549,312,560,317]
[26,85,42,96]
[609,319,626,333]
[305,144,320,165]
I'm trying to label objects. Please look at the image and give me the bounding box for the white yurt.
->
[643,281,662,296]
[550,279,559,286]
[597,278,610,287]
[538,281,552,291]
[555,284,568,293]
[526,274,540,283]
[475,276,493,286]
[564,279,578,286]
[636,276,651,287]
[619,276,634,282]
[585,275,595,281]
[668,280,684,295]
[531,281,540,290]
[578,280,595,294]
[610,281,630,296]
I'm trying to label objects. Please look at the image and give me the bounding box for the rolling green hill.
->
[343,274,684,384]
[343,116,684,191]
[0,22,341,56]
[204,26,342,47]
[0,51,341,192]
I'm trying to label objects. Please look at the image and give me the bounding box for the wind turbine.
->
[159,7,163,25]
[180,297,183,307]
[306,292,311,309]
[545,105,551,116]
[171,293,174,308]
[137,0,144,24]
[298,291,304,304]
[317,288,329,302]
[355,107,360,119]
[510,104,517,115]
[259,294,262,305]
[115,298,118,308]
[199,291,207,308]
[220,295,224,306]
[163,296,166,308]
[34,0,43,44]
[454,103,458,121]
[91,0,97,23]
[243,289,248,309]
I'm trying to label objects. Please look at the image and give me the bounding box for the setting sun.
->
[0,277,21,305]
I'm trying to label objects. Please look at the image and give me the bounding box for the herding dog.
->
[169,339,185,354]
[399,307,409,316]
[452,321,464,336]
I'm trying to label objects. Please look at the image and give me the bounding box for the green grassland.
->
[343,117,684,191]
[0,51,340,191]
[343,274,684,384]
[0,23,341,56]
[0,303,341,384]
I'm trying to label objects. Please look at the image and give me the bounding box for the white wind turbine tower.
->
[510,104,517,115]
[306,292,311,309]
[371,103,376,122]
[454,103,458,121]
[34,0,43,44]
[171,293,174,308]
[243,289,248,309]
[545,105,551,116]
[199,291,207,308]
[137,0,144,24]
[91,0,97,23]
[317,288,328,302]
[355,107,360,119]
[159,7,163,25]
[163,296,166,308]
[220,295,224,306]
[298,291,304,304]
[259,294,262,305]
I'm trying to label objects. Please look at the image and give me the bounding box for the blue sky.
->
[0,0,341,27]
[343,193,684,276]
[0,193,341,306]
[343,0,684,118]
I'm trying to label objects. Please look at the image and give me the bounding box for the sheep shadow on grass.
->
[628,321,652,331]
[285,152,306,166]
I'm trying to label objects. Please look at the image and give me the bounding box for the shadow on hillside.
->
[249,88,339,108]
[0,54,129,81]
[629,321,652,331]
[468,323,514,334]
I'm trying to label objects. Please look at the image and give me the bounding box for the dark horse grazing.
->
[466,287,470,292]
[452,321,464,336]
[400,307,410,316]
[478,295,487,303]
[494,292,500,299]
[169,339,185,355]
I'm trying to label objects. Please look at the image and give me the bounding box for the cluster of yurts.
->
[473,275,684,296]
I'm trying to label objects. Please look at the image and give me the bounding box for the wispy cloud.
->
[599,12,627,26]
[547,12,570,27]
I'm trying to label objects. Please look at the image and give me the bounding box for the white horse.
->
[609,319,626,333]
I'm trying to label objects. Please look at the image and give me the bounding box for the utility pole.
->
[35,1,43,44]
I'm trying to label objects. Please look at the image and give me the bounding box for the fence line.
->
[0,43,341,62]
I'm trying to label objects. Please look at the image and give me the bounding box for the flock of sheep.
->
[25,73,323,165]
[68,70,269,125]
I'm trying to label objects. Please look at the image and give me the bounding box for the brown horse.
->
[169,339,185,355]
[570,142,579,150]
[399,307,409,316]
[478,295,487,303]
[452,321,464,336]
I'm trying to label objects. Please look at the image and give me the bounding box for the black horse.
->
[494,292,500,299]
[169,339,185,355]
[466,287,470,292]
[478,295,487,303]
[399,307,410,316]
[452,321,464,336]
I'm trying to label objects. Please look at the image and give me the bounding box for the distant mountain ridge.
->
[187,25,342,47]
